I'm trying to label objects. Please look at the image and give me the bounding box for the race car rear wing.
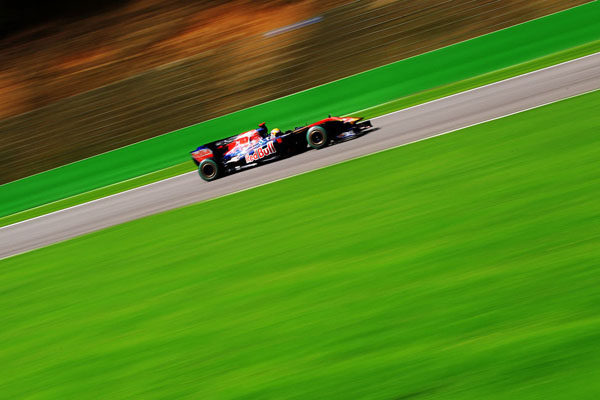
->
[190,147,214,165]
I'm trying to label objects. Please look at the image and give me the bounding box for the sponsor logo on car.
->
[245,141,276,163]
[192,148,213,162]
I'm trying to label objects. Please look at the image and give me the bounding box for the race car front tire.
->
[307,126,328,149]
[198,158,220,181]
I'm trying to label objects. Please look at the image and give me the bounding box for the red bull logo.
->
[245,141,276,163]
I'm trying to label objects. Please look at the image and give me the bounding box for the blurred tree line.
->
[0,0,299,39]
[0,0,128,37]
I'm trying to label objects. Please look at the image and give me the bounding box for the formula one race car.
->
[191,116,372,181]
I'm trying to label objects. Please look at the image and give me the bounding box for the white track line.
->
[177,88,600,211]
[0,171,196,229]
[1,86,595,262]
[2,54,598,230]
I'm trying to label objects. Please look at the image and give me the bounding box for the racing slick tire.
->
[198,158,220,182]
[307,126,329,149]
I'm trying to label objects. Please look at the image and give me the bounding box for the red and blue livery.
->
[191,116,372,181]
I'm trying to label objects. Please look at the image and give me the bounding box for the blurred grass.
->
[1,40,598,228]
[1,90,599,399]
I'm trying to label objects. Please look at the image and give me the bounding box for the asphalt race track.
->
[1,53,599,259]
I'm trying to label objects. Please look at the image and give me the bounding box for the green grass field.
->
[1,90,599,399]
[1,41,598,228]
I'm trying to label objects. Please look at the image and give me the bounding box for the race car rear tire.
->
[199,158,220,182]
[307,126,328,149]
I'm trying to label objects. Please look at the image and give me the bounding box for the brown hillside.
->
[0,0,348,119]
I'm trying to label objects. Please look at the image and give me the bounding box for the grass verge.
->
[1,90,599,399]
[1,41,598,228]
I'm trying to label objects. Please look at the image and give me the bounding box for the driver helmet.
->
[270,128,281,137]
